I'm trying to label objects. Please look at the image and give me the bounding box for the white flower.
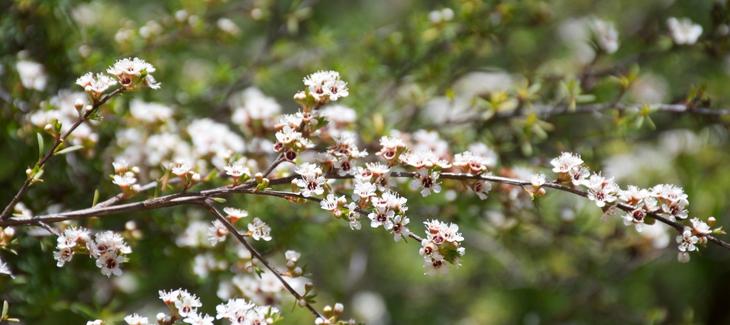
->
[170,160,192,176]
[391,215,411,241]
[112,172,138,188]
[16,59,47,90]
[590,18,619,54]
[207,220,229,246]
[159,289,181,304]
[346,202,361,230]
[303,70,349,103]
[471,180,492,200]
[96,253,127,277]
[584,174,619,208]
[676,227,699,252]
[183,313,215,325]
[107,57,160,89]
[623,209,646,232]
[89,231,132,257]
[429,8,454,24]
[352,180,377,201]
[224,159,251,179]
[320,194,346,216]
[376,136,407,161]
[129,99,173,123]
[453,151,492,174]
[651,184,689,220]
[285,250,301,264]
[619,185,650,207]
[368,206,395,230]
[530,173,546,187]
[175,290,203,317]
[0,258,13,278]
[690,218,711,236]
[76,72,117,97]
[410,169,442,197]
[223,207,249,222]
[247,218,272,241]
[86,320,103,325]
[550,152,584,174]
[292,163,326,197]
[667,17,702,45]
[124,314,149,325]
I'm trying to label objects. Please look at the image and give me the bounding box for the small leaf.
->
[36,133,44,159]
[212,197,227,204]
[54,145,84,156]
[92,189,100,207]
[2,300,8,319]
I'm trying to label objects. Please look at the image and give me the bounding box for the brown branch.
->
[0,87,125,220]
[201,201,325,319]
[2,171,728,250]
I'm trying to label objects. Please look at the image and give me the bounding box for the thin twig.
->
[7,171,727,250]
[0,88,125,220]
[202,201,325,319]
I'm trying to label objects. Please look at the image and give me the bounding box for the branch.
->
[0,87,124,220]
[442,102,730,126]
[6,171,726,250]
[201,201,325,319]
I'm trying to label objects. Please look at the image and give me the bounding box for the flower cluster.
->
[419,220,465,275]
[321,133,368,176]
[368,191,411,241]
[667,17,702,45]
[549,152,716,262]
[216,298,280,324]
[111,160,141,194]
[76,73,117,100]
[106,57,161,90]
[302,70,349,104]
[54,227,132,277]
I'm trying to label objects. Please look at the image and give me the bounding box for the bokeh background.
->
[2,0,730,324]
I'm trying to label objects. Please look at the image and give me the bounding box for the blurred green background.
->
[2,0,730,324]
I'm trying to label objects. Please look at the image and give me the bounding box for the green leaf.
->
[36,133,44,160]
[54,145,84,156]
[92,189,100,207]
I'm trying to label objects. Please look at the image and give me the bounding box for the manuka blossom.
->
[124,314,149,325]
[352,180,377,202]
[223,159,251,180]
[368,205,395,229]
[0,258,13,278]
[589,18,619,54]
[76,72,117,99]
[453,151,492,174]
[207,220,229,246]
[583,174,619,208]
[411,169,442,197]
[320,194,347,217]
[293,163,326,197]
[89,231,132,277]
[303,70,349,103]
[400,150,451,170]
[551,152,588,185]
[470,180,492,200]
[106,57,160,89]
[53,226,92,267]
[667,17,702,45]
[223,207,248,223]
[247,218,272,241]
[391,215,411,241]
[158,289,203,318]
[183,313,215,325]
[216,298,279,325]
[419,220,465,275]
[376,136,407,162]
[651,184,689,220]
